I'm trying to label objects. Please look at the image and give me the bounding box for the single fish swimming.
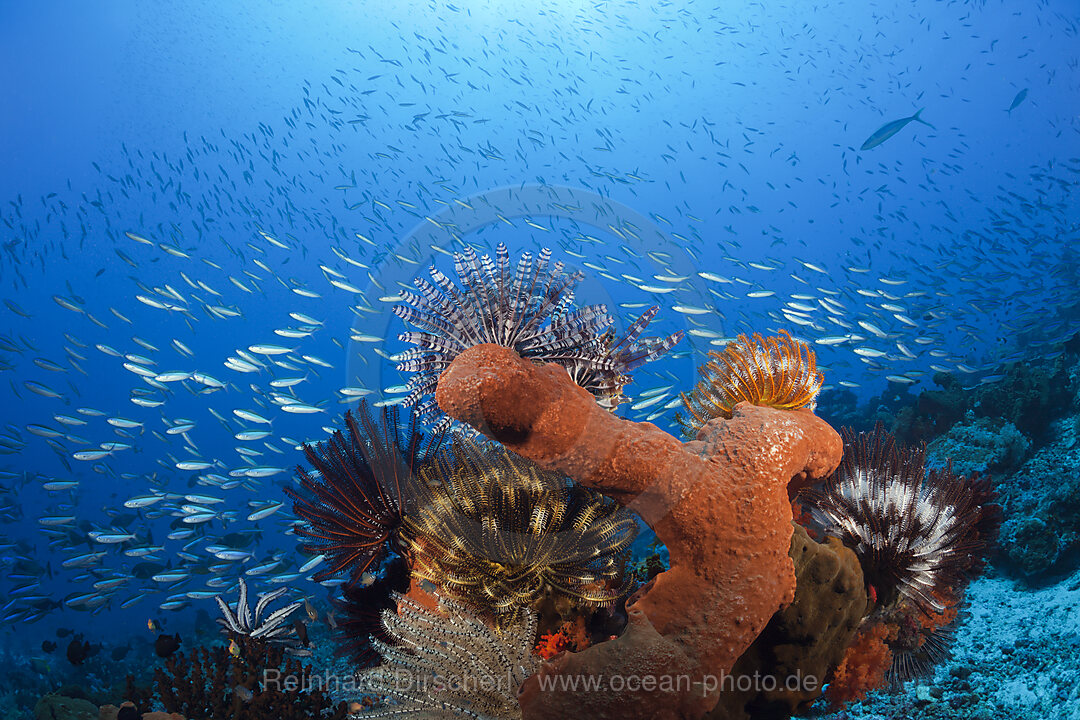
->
[1007,88,1028,114]
[859,108,935,150]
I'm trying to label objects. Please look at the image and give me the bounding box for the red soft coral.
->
[826,620,897,705]
[534,617,590,660]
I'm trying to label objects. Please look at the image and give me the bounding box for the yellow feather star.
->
[675,329,824,438]
[401,438,638,628]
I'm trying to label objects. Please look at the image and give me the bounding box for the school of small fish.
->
[0,1,1077,626]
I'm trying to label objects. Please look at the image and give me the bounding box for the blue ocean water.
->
[1,0,1078,717]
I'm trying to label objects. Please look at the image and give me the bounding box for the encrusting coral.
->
[401,437,638,629]
[675,330,823,438]
[434,342,843,719]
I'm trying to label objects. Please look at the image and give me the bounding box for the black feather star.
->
[331,554,411,668]
[393,243,682,429]
[801,423,1000,615]
[284,401,443,588]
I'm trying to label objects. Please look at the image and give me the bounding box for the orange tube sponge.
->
[436,344,843,719]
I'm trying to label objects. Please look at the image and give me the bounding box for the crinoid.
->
[332,554,411,669]
[284,401,443,588]
[675,329,823,438]
[400,438,638,626]
[879,598,959,685]
[801,424,1001,615]
[561,304,683,410]
[353,592,538,720]
[215,578,303,647]
[393,243,680,428]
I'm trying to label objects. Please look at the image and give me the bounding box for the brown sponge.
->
[707,524,868,720]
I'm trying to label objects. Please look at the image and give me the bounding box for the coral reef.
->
[927,412,1030,476]
[706,524,868,720]
[823,341,1080,451]
[815,372,965,448]
[131,577,347,718]
[354,592,538,719]
[286,403,444,587]
[402,437,638,628]
[796,424,1000,712]
[675,330,823,437]
[434,342,843,719]
[393,243,680,428]
[153,634,346,720]
[892,372,969,446]
[33,694,98,720]
[812,387,863,433]
[814,565,1080,720]
[631,550,669,584]
[973,358,1075,440]
[808,337,1080,584]
[996,416,1080,576]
